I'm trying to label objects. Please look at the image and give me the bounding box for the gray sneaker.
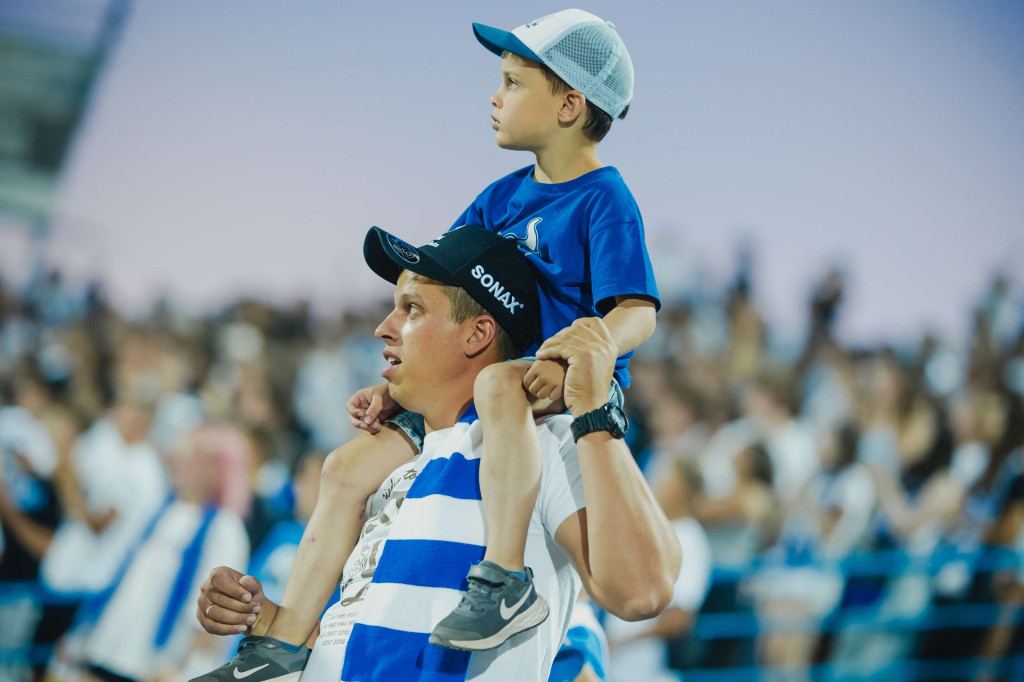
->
[429,560,549,651]
[188,636,310,682]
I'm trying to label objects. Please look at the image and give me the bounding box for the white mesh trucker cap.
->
[472,9,634,119]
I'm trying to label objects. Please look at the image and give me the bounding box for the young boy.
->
[191,9,659,679]
[424,10,659,650]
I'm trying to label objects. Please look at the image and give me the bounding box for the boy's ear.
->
[465,315,498,357]
[558,90,587,126]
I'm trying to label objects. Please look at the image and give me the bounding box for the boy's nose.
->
[490,90,501,108]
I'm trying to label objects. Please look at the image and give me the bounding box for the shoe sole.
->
[429,597,550,651]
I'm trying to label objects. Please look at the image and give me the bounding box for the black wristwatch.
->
[570,402,629,442]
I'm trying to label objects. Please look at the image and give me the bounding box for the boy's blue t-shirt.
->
[451,165,660,388]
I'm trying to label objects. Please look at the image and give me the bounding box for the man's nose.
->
[375,312,398,341]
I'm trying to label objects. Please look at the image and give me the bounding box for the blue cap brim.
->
[472,22,543,63]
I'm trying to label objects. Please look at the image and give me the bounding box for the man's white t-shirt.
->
[302,412,586,682]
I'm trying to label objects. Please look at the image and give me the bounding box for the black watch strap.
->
[570,402,628,442]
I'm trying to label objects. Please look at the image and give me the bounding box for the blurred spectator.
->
[697,442,777,567]
[976,446,1024,674]
[807,269,844,348]
[247,450,332,607]
[293,331,360,453]
[1,360,62,580]
[742,376,819,505]
[606,460,712,682]
[979,274,1021,354]
[640,379,710,486]
[725,279,765,384]
[243,426,293,552]
[0,360,66,682]
[747,424,874,673]
[76,424,251,682]
[39,393,167,606]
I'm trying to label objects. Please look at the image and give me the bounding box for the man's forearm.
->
[540,316,679,619]
[575,432,680,620]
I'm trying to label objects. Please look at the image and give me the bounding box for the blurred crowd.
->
[1,260,1022,681]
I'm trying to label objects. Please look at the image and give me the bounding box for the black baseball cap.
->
[363,225,541,351]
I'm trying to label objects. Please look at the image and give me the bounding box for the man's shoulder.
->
[452,410,572,436]
[446,411,573,453]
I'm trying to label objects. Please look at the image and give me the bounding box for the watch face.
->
[607,404,628,438]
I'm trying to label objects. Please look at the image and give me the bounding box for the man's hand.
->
[535,318,616,417]
[347,383,400,434]
[196,566,276,636]
[523,358,569,402]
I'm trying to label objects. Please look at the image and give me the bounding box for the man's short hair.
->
[503,51,629,143]
[410,273,521,361]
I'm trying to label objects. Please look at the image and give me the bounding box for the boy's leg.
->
[266,425,418,645]
[477,361,540,572]
[430,360,550,650]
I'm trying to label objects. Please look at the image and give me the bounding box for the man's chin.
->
[388,384,408,409]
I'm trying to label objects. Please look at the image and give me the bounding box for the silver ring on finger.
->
[205,603,215,617]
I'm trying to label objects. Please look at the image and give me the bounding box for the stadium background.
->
[1,1,1022,680]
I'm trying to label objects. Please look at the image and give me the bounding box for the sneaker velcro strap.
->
[467,560,513,586]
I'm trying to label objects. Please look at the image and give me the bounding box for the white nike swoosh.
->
[233,663,270,679]
[499,584,533,620]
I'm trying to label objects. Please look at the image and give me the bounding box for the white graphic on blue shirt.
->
[505,216,541,253]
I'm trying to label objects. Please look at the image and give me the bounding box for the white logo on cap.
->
[427,230,450,249]
[470,264,525,314]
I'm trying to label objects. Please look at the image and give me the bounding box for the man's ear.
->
[558,90,587,126]
[465,315,498,358]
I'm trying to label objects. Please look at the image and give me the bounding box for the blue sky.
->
[2,1,1022,346]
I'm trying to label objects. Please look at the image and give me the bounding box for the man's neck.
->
[422,397,476,436]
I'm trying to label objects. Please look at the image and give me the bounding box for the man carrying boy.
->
[192,225,679,681]
[191,8,661,675]
[358,8,661,650]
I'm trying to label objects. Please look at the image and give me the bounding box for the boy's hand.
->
[523,358,569,402]
[535,317,616,417]
[347,383,400,433]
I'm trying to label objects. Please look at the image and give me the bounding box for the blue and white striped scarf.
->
[342,406,485,682]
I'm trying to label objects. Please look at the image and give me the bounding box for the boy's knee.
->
[475,361,530,405]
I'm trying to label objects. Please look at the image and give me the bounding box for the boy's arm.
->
[537,318,680,620]
[524,296,656,403]
[602,295,657,356]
